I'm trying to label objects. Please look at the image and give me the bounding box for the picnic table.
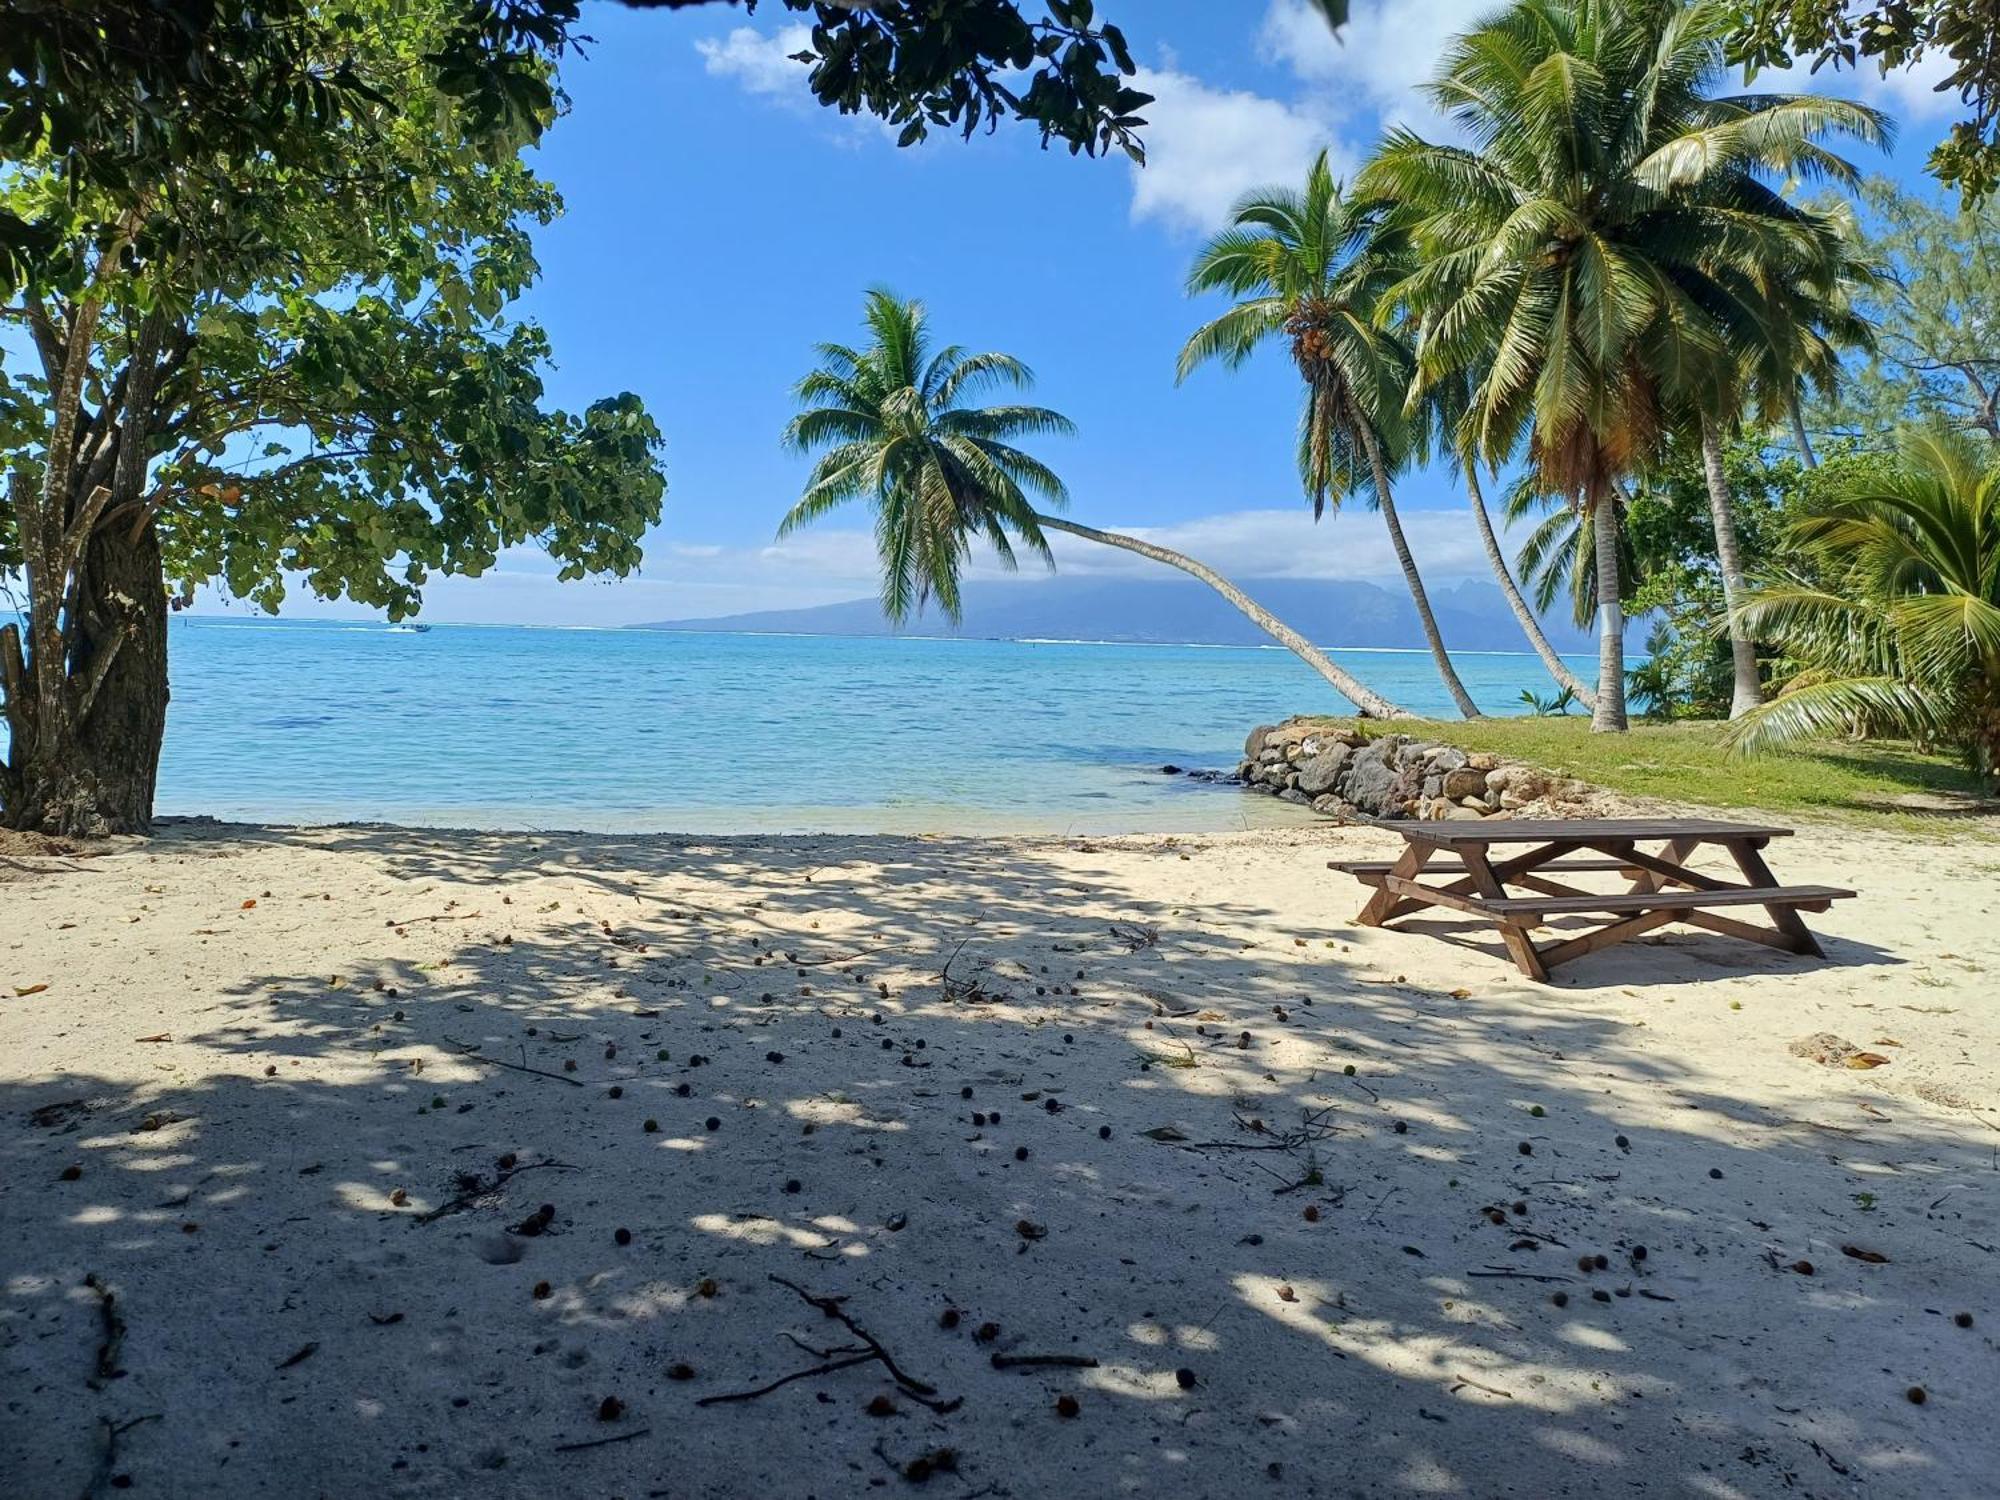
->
[1330,817,1854,981]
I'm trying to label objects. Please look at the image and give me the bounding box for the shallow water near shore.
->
[143,617,1596,832]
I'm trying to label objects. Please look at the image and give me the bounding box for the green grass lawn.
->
[1293,714,1997,832]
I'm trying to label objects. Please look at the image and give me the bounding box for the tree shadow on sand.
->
[2,823,1993,1498]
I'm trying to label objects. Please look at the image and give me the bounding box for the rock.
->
[1467,752,1500,772]
[1160,764,1183,775]
[1788,1033,1862,1066]
[1345,739,1412,815]
[1277,787,1310,805]
[1444,803,1487,820]
[1428,746,1469,773]
[1296,743,1352,795]
[1441,767,1488,801]
[1422,774,1443,799]
[1245,724,1275,759]
[1488,765,1549,801]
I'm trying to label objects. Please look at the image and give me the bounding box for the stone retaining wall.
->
[1235,717,1600,821]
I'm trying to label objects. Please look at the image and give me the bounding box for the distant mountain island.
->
[631,576,1599,655]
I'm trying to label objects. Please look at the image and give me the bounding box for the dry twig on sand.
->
[698,1276,961,1413]
[413,1158,581,1226]
[439,1038,585,1087]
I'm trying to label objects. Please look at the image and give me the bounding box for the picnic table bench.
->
[1330,818,1854,981]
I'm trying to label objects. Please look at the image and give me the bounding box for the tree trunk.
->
[1463,465,1594,708]
[1699,419,1762,719]
[1354,420,1481,719]
[1787,394,1818,470]
[2,516,169,837]
[1588,487,1628,733]
[1030,513,1412,720]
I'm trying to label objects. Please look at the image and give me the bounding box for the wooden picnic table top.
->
[1369,817,1794,845]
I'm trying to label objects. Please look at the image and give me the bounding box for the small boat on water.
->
[386,623,433,635]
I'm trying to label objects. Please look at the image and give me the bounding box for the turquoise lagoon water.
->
[117,618,1595,833]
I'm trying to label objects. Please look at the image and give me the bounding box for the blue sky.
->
[238,0,1959,626]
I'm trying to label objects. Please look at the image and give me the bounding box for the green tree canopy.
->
[1808,178,2000,447]
[1729,0,2000,199]
[1,0,665,833]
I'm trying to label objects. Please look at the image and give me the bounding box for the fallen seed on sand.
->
[615,1227,632,1246]
[1055,1395,1080,1419]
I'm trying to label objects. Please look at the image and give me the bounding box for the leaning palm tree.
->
[780,288,1411,719]
[1177,151,1482,719]
[1361,0,1887,731]
[1727,426,2000,787]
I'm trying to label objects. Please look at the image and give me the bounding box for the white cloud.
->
[695,24,814,99]
[1260,0,1489,137]
[1855,47,1960,124]
[1029,504,1503,585]
[1128,65,1346,232]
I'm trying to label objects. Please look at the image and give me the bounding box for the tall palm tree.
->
[1360,0,1887,731]
[1727,426,2000,787]
[1413,366,1597,706]
[1696,207,1881,718]
[780,289,1412,719]
[1176,151,1483,719]
[1503,478,1640,635]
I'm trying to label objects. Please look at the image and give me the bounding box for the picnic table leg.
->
[1356,840,1437,927]
[1627,838,1695,894]
[1724,839,1826,956]
[1459,846,1552,982]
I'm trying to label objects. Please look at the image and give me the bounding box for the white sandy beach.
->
[2,818,1996,1498]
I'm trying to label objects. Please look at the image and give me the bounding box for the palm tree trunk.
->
[1699,419,1763,719]
[1588,487,1628,733]
[1787,394,1819,470]
[1353,420,1482,719]
[1463,465,1595,709]
[1030,513,1413,720]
